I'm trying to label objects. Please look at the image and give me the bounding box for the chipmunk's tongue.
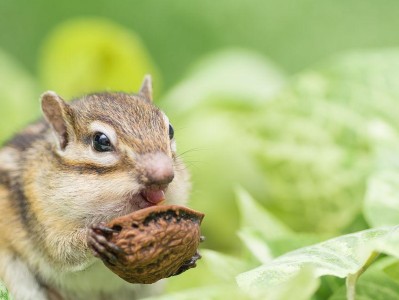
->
[141,189,165,204]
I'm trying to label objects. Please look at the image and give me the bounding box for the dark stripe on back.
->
[0,169,36,233]
[10,179,32,230]
[6,121,48,151]
[7,133,42,151]
[0,169,11,187]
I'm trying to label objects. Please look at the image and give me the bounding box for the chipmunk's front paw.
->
[170,251,202,277]
[88,223,125,266]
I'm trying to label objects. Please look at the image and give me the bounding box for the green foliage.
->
[153,189,399,299]
[0,50,40,143]
[161,49,287,250]
[3,9,399,299]
[237,227,389,294]
[233,181,399,299]
[364,170,399,227]
[39,18,160,99]
[251,50,399,235]
[158,48,399,299]
[4,0,399,89]
[0,281,10,300]
[166,185,399,299]
[162,49,399,253]
[329,270,399,300]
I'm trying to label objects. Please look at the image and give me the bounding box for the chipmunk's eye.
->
[168,124,174,140]
[93,132,113,152]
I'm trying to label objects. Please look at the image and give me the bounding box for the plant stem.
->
[346,251,380,300]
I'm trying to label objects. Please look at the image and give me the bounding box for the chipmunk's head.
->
[40,75,189,224]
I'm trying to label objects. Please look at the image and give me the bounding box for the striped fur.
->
[0,81,190,299]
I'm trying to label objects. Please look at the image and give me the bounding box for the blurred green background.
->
[3,0,399,89]
[2,0,399,269]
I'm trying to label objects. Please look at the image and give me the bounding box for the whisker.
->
[176,148,203,162]
[173,160,203,172]
[174,159,204,166]
[176,147,204,158]
[173,146,207,173]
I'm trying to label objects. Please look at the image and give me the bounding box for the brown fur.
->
[0,77,190,300]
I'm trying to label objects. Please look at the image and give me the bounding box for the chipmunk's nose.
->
[138,152,175,186]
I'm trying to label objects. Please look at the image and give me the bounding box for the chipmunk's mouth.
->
[129,188,167,210]
[141,189,166,205]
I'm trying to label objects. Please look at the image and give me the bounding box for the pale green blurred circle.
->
[38,18,161,99]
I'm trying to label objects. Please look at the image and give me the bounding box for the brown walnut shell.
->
[98,205,204,284]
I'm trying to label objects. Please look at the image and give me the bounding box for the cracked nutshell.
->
[89,205,205,284]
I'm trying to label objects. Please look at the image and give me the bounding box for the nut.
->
[89,205,204,284]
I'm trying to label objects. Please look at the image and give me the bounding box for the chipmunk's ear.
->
[138,75,153,102]
[41,91,74,150]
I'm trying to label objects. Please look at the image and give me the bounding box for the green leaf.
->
[146,268,319,300]
[162,49,286,116]
[143,284,249,300]
[260,266,320,300]
[238,226,325,263]
[237,228,273,264]
[364,170,399,227]
[236,227,392,293]
[164,249,251,294]
[236,189,329,261]
[375,226,399,258]
[380,259,399,284]
[263,233,328,258]
[236,188,292,240]
[238,266,320,300]
[201,249,250,282]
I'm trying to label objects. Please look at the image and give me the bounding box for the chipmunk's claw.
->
[91,222,119,235]
[170,251,201,277]
[88,224,124,266]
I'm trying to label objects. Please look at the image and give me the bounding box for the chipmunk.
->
[0,75,191,300]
